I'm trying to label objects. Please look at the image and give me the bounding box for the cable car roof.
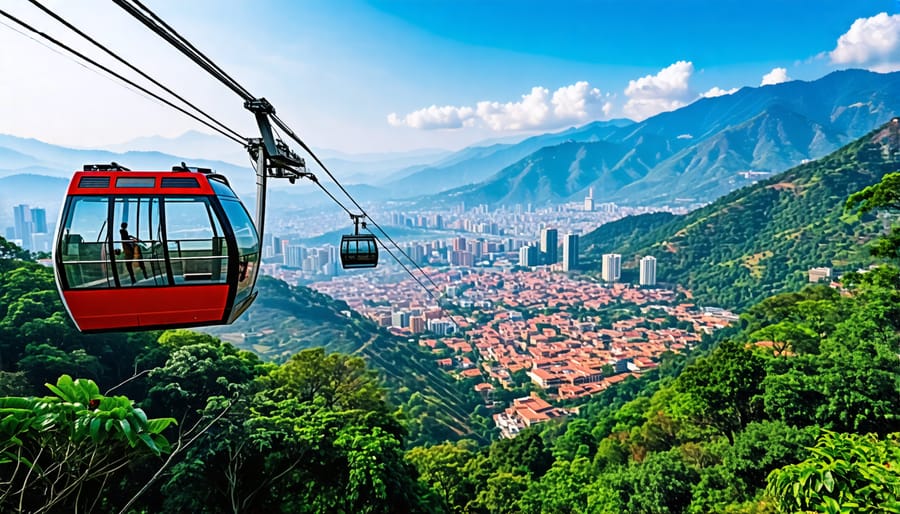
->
[66,168,232,197]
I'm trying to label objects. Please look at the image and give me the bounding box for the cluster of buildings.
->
[493,393,568,438]
[601,253,657,286]
[517,228,579,272]
[4,204,50,252]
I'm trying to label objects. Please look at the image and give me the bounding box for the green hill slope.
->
[581,121,900,310]
[203,276,484,445]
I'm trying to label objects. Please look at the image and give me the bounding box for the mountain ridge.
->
[444,69,900,207]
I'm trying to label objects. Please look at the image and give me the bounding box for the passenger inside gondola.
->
[119,222,148,284]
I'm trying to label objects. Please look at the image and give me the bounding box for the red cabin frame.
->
[53,169,260,333]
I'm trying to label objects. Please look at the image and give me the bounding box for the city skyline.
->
[7,204,50,252]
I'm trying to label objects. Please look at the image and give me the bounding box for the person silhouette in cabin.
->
[119,222,148,284]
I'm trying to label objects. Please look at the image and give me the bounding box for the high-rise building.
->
[540,228,558,265]
[391,311,410,329]
[450,250,473,267]
[284,245,304,268]
[601,253,621,282]
[584,187,594,212]
[519,245,539,267]
[407,244,425,265]
[13,204,31,241]
[30,208,47,234]
[272,236,283,255]
[409,315,426,334]
[562,233,579,272]
[639,256,657,286]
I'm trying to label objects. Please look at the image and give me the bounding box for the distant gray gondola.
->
[340,215,378,269]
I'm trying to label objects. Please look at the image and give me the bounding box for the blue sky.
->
[0,0,898,154]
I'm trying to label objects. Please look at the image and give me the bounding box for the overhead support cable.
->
[27,0,246,143]
[107,0,445,301]
[366,230,438,301]
[0,7,246,146]
[129,0,253,99]
[112,0,253,101]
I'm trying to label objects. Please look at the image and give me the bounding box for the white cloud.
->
[829,12,900,72]
[387,105,475,129]
[760,67,790,86]
[388,81,611,131]
[551,81,607,121]
[701,86,738,98]
[623,61,694,120]
[476,86,552,131]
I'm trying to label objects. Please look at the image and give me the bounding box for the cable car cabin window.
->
[163,197,228,285]
[115,177,156,188]
[112,197,167,287]
[208,177,238,198]
[58,196,115,288]
[219,198,259,304]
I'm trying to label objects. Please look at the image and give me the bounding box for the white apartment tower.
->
[519,245,539,267]
[639,255,657,286]
[584,187,594,212]
[601,253,621,282]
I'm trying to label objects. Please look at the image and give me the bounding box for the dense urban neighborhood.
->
[312,267,737,435]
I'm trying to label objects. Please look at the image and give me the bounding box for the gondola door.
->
[112,197,167,287]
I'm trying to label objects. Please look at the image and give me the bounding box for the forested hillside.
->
[582,120,900,310]
[0,237,437,512]
[204,276,489,445]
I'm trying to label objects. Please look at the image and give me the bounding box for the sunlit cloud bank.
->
[387,81,612,131]
[829,12,900,73]
[760,67,791,86]
[622,60,696,120]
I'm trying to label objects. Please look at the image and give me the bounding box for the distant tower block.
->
[540,228,558,265]
[562,233,579,272]
[639,256,657,286]
[601,253,621,282]
[584,187,595,212]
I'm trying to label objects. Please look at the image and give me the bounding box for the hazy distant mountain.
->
[320,150,451,184]
[383,119,634,196]
[104,130,248,165]
[107,131,453,183]
[445,69,900,207]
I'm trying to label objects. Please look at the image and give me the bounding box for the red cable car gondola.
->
[53,164,261,333]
